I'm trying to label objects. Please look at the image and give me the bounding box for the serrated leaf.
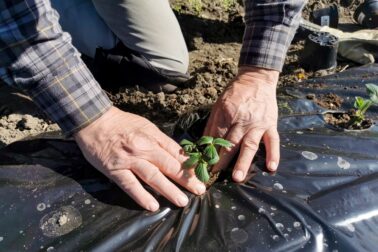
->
[197,136,213,145]
[213,138,234,148]
[203,145,220,165]
[354,96,365,110]
[366,83,378,104]
[180,139,194,146]
[183,153,200,168]
[195,162,210,182]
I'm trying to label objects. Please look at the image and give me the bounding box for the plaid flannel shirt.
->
[0,0,304,135]
[239,0,306,70]
[0,0,112,135]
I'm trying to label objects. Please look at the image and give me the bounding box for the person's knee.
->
[149,49,189,75]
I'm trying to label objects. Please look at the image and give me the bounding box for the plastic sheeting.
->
[0,65,378,251]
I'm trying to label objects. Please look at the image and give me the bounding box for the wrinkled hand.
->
[74,107,206,211]
[204,66,280,182]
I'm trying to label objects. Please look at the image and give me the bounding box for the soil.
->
[206,171,220,188]
[324,111,374,130]
[306,93,344,110]
[0,0,368,146]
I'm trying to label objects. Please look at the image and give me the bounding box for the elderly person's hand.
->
[74,107,206,211]
[204,66,280,182]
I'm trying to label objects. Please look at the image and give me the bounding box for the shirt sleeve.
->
[0,0,112,136]
[239,0,306,71]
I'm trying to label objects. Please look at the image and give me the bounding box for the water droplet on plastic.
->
[230,228,248,244]
[272,235,279,241]
[275,223,284,231]
[262,172,268,176]
[270,212,275,216]
[19,230,23,234]
[301,151,318,160]
[296,131,303,135]
[0,237,3,242]
[270,206,277,211]
[345,223,355,232]
[46,246,54,251]
[293,222,301,229]
[37,203,46,211]
[258,207,266,214]
[287,227,292,232]
[231,206,237,210]
[337,157,350,169]
[92,215,96,218]
[215,204,220,209]
[238,215,245,221]
[284,233,289,238]
[84,199,91,205]
[273,183,283,190]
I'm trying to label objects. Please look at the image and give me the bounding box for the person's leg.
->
[91,0,189,74]
[50,0,118,58]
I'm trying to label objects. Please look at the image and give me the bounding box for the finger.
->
[233,129,265,182]
[111,169,159,211]
[204,101,230,138]
[154,130,188,164]
[263,127,280,172]
[132,160,190,208]
[203,104,220,136]
[149,145,206,195]
[211,124,244,173]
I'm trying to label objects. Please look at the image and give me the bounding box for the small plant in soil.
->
[180,136,233,184]
[324,83,378,130]
[351,83,378,127]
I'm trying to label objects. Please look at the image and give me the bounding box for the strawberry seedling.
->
[351,83,378,127]
[180,136,233,183]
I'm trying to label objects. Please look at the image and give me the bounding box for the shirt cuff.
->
[28,62,112,136]
[238,22,297,72]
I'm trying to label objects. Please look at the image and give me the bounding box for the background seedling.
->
[180,136,233,183]
[351,83,378,126]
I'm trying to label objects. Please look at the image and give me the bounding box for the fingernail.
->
[196,184,206,194]
[177,195,189,207]
[148,201,159,212]
[268,161,278,171]
[233,170,244,182]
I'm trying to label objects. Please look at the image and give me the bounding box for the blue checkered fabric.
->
[0,0,112,135]
[240,0,306,71]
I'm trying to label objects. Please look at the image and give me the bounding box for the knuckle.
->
[243,138,260,151]
[144,167,160,184]
[121,178,138,192]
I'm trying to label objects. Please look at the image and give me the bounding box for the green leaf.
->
[203,145,220,165]
[180,139,194,146]
[366,83,378,104]
[183,153,201,168]
[183,145,193,153]
[195,162,210,182]
[213,138,234,148]
[360,99,372,114]
[354,96,365,110]
[197,136,213,145]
